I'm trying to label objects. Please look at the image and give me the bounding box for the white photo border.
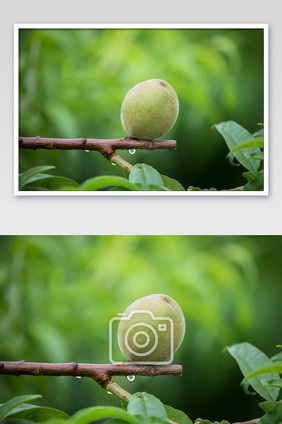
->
[14,23,269,197]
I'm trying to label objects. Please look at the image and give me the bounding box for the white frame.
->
[14,23,269,196]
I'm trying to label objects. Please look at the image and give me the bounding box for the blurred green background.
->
[0,236,281,422]
[19,28,264,190]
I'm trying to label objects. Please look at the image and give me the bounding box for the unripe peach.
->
[120,79,179,140]
[118,294,185,363]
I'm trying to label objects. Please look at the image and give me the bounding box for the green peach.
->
[118,294,185,363]
[120,79,179,140]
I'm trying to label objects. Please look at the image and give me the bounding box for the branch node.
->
[93,374,111,388]
[72,362,79,369]
[81,138,87,144]
[100,147,115,160]
[0,362,4,369]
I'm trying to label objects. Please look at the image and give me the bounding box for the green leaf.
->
[253,128,264,136]
[70,406,139,424]
[242,381,257,396]
[226,137,264,157]
[129,164,164,188]
[195,421,229,424]
[164,405,193,424]
[78,176,139,191]
[136,418,169,424]
[242,361,282,383]
[22,175,79,190]
[127,393,167,420]
[104,420,131,424]
[242,170,264,191]
[160,175,185,191]
[7,406,69,422]
[225,342,280,401]
[19,166,55,188]
[214,121,261,171]
[249,152,264,161]
[120,401,128,411]
[259,404,282,424]
[272,352,282,361]
[135,184,165,191]
[267,379,282,388]
[0,395,42,420]
[259,400,282,414]
[187,186,202,191]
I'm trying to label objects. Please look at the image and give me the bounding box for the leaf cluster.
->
[0,392,192,424]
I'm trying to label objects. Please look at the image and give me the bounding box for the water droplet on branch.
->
[127,375,135,382]
[75,376,82,379]
[128,149,136,155]
[107,391,113,394]
[85,150,90,153]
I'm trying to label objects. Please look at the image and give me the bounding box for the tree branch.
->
[0,361,182,389]
[18,137,177,159]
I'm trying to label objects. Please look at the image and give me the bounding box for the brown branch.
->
[18,137,177,160]
[0,361,182,389]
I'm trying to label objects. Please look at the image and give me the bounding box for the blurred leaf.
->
[127,393,167,420]
[214,121,261,171]
[70,406,139,424]
[22,175,79,190]
[266,379,282,388]
[0,395,42,420]
[135,183,165,191]
[272,351,282,361]
[194,421,230,424]
[7,406,69,422]
[187,186,202,191]
[19,166,55,188]
[120,401,128,411]
[259,404,282,424]
[242,170,264,191]
[242,381,257,396]
[248,152,264,161]
[226,343,280,401]
[161,175,185,191]
[242,361,282,383]
[78,176,139,191]
[259,400,282,414]
[226,136,264,157]
[129,164,163,188]
[164,405,192,424]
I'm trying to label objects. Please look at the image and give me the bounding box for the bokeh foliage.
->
[0,236,281,422]
[19,28,264,190]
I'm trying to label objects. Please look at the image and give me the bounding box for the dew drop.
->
[107,391,113,394]
[111,162,117,166]
[128,149,136,155]
[85,150,90,153]
[127,375,135,382]
[75,376,82,379]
